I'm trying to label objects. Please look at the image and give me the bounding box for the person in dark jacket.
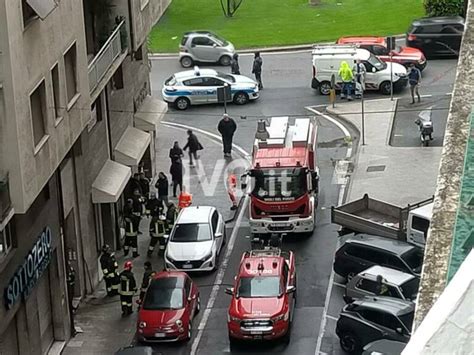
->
[170,159,183,197]
[138,172,150,199]
[408,63,422,104]
[165,202,178,234]
[183,129,202,166]
[139,261,156,302]
[252,52,263,89]
[218,113,237,157]
[230,53,240,75]
[155,172,169,206]
[126,173,143,198]
[169,141,184,164]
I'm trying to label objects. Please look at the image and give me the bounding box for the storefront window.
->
[0,223,13,260]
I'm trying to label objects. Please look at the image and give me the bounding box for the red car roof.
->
[337,36,386,46]
[239,255,284,278]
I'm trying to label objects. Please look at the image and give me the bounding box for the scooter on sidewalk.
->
[415,110,434,147]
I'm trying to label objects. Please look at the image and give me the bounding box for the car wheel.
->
[319,81,331,95]
[180,56,194,68]
[379,81,392,95]
[233,92,249,105]
[219,55,231,66]
[196,294,201,314]
[186,321,193,341]
[175,97,190,110]
[339,332,360,354]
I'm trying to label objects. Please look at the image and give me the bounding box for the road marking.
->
[307,105,353,355]
[420,94,433,98]
[326,314,339,321]
[190,194,249,355]
[333,282,345,288]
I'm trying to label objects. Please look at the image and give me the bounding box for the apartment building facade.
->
[0,0,169,353]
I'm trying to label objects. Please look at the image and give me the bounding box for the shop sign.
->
[4,227,52,310]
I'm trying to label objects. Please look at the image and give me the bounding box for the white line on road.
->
[190,194,249,355]
[333,282,346,288]
[326,314,339,321]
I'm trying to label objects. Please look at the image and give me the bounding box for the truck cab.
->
[226,248,296,344]
[407,202,433,248]
[245,116,319,236]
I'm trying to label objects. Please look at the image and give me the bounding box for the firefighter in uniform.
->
[119,261,137,316]
[123,199,139,257]
[131,189,145,234]
[99,245,120,296]
[145,191,162,217]
[147,213,167,257]
[165,202,178,234]
[139,261,156,302]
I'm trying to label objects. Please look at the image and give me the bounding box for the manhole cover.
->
[366,165,386,172]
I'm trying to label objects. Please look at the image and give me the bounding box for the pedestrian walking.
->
[155,172,169,206]
[408,63,421,104]
[353,59,366,99]
[147,213,166,256]
[170,159,183,197]
[119,261,137,316]
[123,199,139,257]
[230,53,240,75]
[169,141,184,164]
[227,173,238,210]
[99,244,120,296]
[218,113,237,157]
[139,261,156,302]
[66,260,77,336]
[165,202,178,234]
[252,52,263,89]
[183,129,203,167]
[338,61,354,101]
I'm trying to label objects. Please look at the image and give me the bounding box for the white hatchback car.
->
[162,67,259,110]
[164,206,226,272]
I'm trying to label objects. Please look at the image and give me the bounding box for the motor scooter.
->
[415,109,434,147]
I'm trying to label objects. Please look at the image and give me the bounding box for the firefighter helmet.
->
[124,261,133,270]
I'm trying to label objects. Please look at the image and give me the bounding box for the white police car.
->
[162,67,259,110]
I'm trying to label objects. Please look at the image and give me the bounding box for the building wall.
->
[0,0,90,213]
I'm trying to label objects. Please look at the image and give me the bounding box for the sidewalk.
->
[63,125,247,355]
[326,98,442,205]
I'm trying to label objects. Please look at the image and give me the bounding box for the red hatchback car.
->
[226,248,297,345]
[137,271,200,342]
[337,36,427,70]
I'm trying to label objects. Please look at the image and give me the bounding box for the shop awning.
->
[134,96,167,131]
[92,160,131,204]
[26,0,57,20]
[114,126,151,166]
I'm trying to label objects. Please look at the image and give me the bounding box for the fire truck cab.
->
[244,116,319,236]
[226,248,297,344]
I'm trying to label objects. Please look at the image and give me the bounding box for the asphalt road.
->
[146,51,457,355]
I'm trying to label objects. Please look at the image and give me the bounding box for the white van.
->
[311,44,408,95]
[407,202,433,248]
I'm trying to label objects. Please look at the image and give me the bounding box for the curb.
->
[149,34,406,58]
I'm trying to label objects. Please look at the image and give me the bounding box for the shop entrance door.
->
[37,269,54,354]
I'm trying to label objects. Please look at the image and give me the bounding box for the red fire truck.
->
[244,116,319,236]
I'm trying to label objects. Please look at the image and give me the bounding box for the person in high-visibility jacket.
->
[119,261,137,316]
[99,245,120,296]
[338,61,354,101]
[165,202,178,234]
[139,261,156,302]
[147,214,167,257]
[123,199,139,258]
[227,174,238,210]
[178,187,192,209]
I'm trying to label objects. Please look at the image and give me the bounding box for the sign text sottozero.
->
[4,227,53,309]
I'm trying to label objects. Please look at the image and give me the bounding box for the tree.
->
[220,0,244,17]
[424,0,464,17]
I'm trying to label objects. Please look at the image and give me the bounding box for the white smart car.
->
[164,206,226,272]
[162,67,259,110]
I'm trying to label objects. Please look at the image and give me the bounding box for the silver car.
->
[344,265,419,304]
[179,31,235,68]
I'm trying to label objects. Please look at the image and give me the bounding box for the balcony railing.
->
[88,20,127,94]
[0,172,12,222]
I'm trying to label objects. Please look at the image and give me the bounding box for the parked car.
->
[179,31,235,67]
[311,45,408,95]
[344,265,420,304]
[226,248,296,345]
[164,206,226,272]
[406,16,465,58]
[336,297,414,354]
[333,234,424,280]
[336,36,427,70]
[136,271,200,342]
[162,67,259,110]
[362,339,406,355]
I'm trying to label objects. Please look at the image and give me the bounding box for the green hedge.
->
[423,0,464,17]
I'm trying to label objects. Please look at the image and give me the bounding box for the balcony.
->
[0,172,12,223]
[88,19,128,98]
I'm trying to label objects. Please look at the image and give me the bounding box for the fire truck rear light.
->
[408,34,417,41]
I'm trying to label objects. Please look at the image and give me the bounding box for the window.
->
[30,80,47,147]
[400,278,420,300]
[237,276,281,298]
[64,44,78,105]
[202,77,225,86]
[22,0,37,25]
[170,223,212,242]
[184,277,192,298]
[134,45,144,61]
[344,244,366,259]
[191,37,213,46]
[376,313,403,330]
[356,278,379,294]
[112,65,124,90]
[401,248,424,272]
[416,25,443,34]
[88,95,103,131]
[211,211,218,234]
[364,249,387,265]
[0,223,14,260]
[282,262,289,286]
[384,254,409,272]
[181,35,189,46]
[183,77,205,86]
[359,309,382,324]
[412,216,430,236]
[372,45,388,56]
[143,280,184,310]
[51,64,61,120]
